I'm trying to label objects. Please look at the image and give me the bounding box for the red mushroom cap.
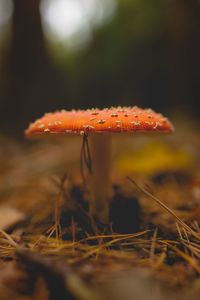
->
[25,106,174,137]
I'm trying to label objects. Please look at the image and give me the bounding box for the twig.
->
[0,229,18,248]
[127,177,198,237]
[150,228,157,262]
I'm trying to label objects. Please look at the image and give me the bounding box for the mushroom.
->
[25,106,174,223]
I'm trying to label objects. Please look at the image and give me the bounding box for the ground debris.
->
[0,130,199,299]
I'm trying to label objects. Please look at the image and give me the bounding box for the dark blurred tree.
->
[1,0,66,134]
[166,0,200,113]
[61,0,200,114]
[62,0,173,110]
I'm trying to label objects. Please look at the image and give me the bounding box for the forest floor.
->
[0,119,199,300]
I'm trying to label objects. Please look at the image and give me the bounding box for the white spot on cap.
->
[131,121,140,126]
[44,128,50,132]
[97,119,106,124]
[65,130,72,133]
[38,124,45,129]
[161,118,167,123]
[54,120,62,125]
[83,125,95,130]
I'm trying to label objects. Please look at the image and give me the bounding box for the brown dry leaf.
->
[0,205,24,230]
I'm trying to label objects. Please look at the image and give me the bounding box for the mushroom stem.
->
[88,134,112,223]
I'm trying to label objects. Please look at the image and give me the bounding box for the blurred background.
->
[0,0,199,136]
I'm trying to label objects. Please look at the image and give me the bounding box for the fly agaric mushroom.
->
[25,106,174,223]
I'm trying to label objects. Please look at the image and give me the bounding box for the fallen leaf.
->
[0,205,24,230]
